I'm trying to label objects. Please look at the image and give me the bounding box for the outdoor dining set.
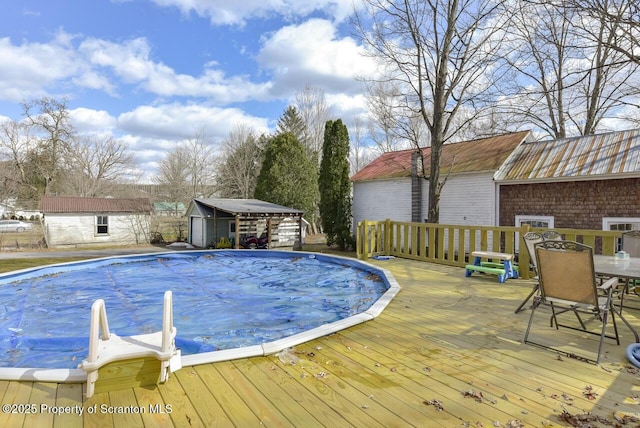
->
[468,230,640,365]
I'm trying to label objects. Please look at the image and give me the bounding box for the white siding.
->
[436,172,497,226]
[354,172,497,227]
[44,213,150,248]
[353,178,412,229]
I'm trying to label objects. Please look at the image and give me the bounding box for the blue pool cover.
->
[0,250,389,369]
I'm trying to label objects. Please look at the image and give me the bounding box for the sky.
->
[0,0,375,182]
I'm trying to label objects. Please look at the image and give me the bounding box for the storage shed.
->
[40,196,152,248]
[186,198,305,249]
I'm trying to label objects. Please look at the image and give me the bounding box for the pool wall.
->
[0,249,400,382]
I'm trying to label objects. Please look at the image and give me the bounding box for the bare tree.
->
[295,85,333,162]
[571,0,640,65]
[183,129,216,198]
[365,80,405,153]
[214,124,265,198]
[500,0,640,138]
[64,135,135,197]
[348,115,375,175]
[0,119,39,200]
[21,97,74,195]
[155,128,217,205]
[154,144,191,210]
[354,0,507,223]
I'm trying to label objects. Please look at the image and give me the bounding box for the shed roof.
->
[192,198,304,216]
[494,129,640,183]
[350,130,531,182]
[40,196,153,213]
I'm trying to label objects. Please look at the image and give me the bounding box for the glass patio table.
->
[594,255,640,342]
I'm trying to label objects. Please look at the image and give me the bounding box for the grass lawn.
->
[0,257,95,274]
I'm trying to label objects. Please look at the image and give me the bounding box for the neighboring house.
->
[494,129,640,234]
[187,198,304,249]
[154,201,186,217]
[0,198,40,220]
[0,199,13,218]
[40,196,153,248]
[351,131,532,229]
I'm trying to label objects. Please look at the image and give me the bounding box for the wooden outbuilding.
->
[494,128,640,233]
[40,196,152,248]
[351,131,532,229]
[186,198,305,249]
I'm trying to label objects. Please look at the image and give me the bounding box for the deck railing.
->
[356,220,623,279]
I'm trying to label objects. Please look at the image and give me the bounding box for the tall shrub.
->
[319,119,352,250]
[254,132,318,217]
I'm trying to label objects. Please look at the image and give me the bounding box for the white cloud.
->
[79,37,156,84]
[70,108,118,134]
[326,92,367,122]
[0,33,79,101]
[150,0,362,25]
[117,103,270,140]
[79,37,273,103]
[257,19,375,97]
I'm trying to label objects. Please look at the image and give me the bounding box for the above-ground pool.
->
[0,250,399,381]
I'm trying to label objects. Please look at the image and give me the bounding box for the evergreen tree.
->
[319,119,352,250]
[254,132,318,218]
[275,106,308,144]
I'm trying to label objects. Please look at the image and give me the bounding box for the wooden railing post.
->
[519,224,531,279]
[356,221,363,259]
[384,219,392,255]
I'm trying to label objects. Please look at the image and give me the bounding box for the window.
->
[515,215,554,252]
[97,215,109,234]
[515,215,554,229]
[603,217,640,251]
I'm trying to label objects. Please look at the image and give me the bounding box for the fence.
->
[356,220,623,279]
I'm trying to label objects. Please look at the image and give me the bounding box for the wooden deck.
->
[2,258,640,427]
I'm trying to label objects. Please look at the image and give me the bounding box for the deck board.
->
[132,385,173,427]
[192,363,264,425]
[25,382,57,427]
[2,257,640,427]
[172,368,233,427]
[107,389,143,428]
[214,359,295,427]
[53,383,83,428]
[231,358,323,427]
[0,379,32,427]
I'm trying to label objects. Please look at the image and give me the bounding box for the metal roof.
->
[192,198,304,216]
[494,129,640,183]
[350,131,531,182]
[40,196,153,213]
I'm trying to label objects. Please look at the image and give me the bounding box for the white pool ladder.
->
[79,290,182,398]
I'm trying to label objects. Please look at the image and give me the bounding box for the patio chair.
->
[622,230,640,258]
[514,231,544,314]
[523,240,632,364]
[620,230,640,302]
